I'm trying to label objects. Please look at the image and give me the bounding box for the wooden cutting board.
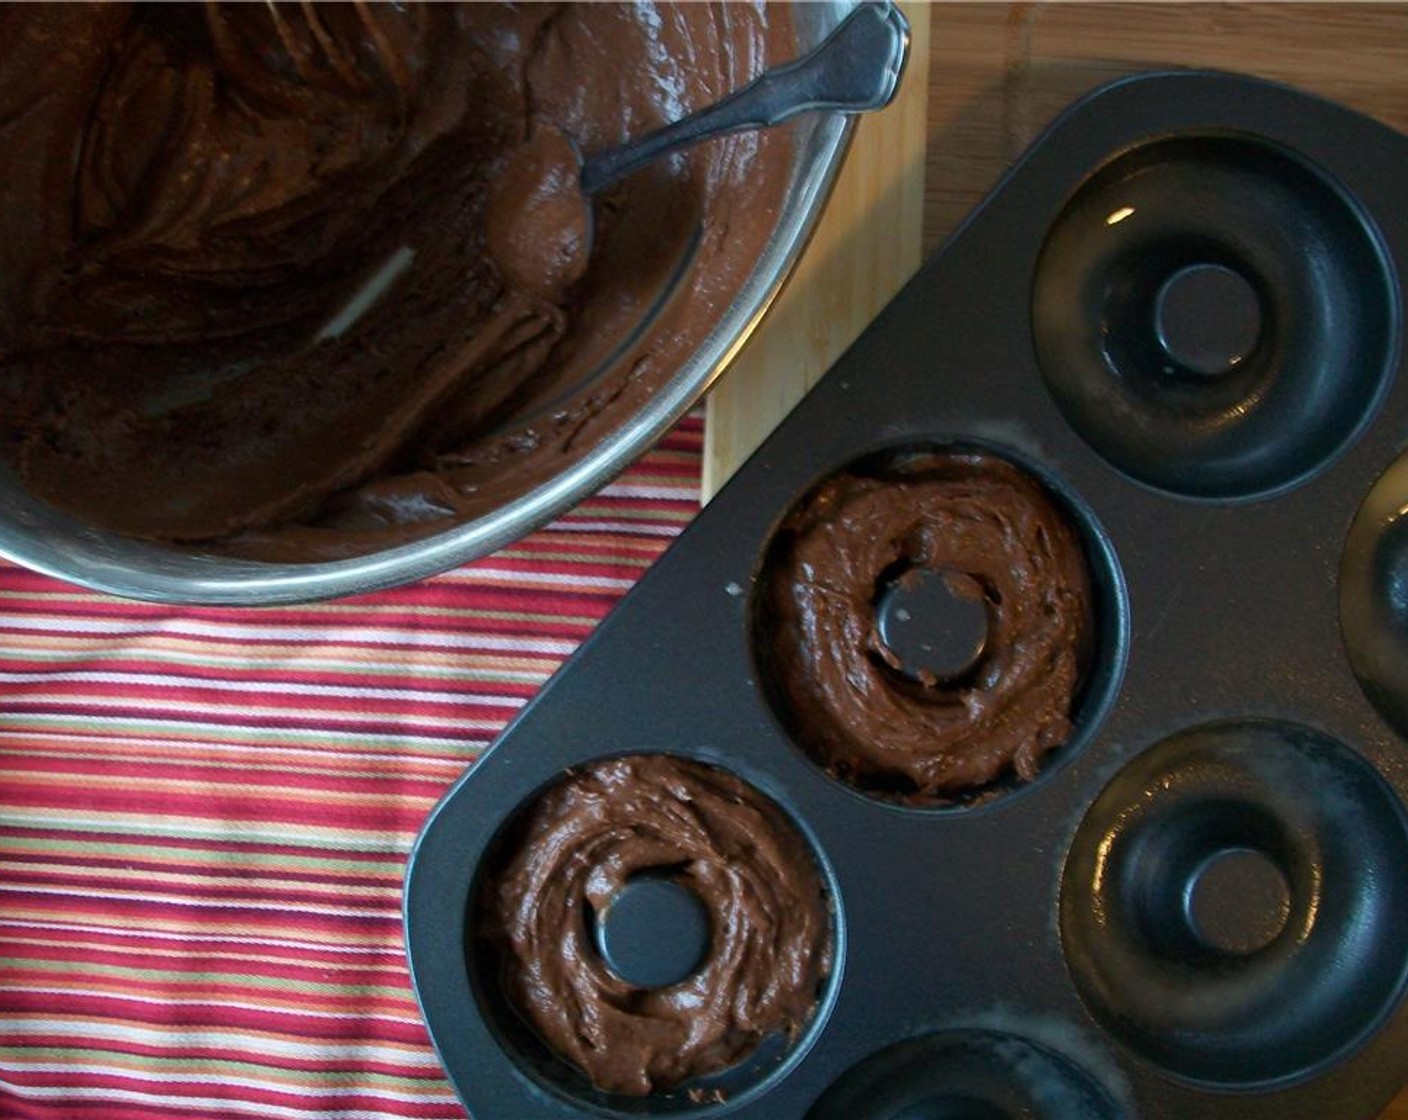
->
[705,6,1408,1116]
[701,1,931,498]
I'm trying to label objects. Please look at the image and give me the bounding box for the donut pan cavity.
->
[405,72,1408,1120]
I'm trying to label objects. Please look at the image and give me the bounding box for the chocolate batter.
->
[757,450,1095,802]
[477,755,833,1096]
[0,3,791,560]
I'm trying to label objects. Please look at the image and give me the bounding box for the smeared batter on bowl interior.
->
[0,3,791,560]
[759,449,1095,803]
[478,755,832,1096]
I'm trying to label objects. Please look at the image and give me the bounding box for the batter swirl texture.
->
[477,755,832,1096]
[757,450,1095,803]
[0,3,790,559]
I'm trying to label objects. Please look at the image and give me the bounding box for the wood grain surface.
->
[701,2,931,498]
[925,2,1408,254]
[706,5,1408,1117]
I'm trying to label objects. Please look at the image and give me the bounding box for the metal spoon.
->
[581,2,911,195]
[486,2,911,301]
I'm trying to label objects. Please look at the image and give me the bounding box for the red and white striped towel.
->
[0,414,705,1120]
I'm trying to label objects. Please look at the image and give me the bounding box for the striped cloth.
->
[0,414,705,1120]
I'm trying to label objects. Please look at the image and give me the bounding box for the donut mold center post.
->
[593,874,713,990]
[874,565,990,686]
[1153,262,1263,378]
[1184,846,1291,957]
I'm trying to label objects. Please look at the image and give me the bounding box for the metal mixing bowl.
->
[0,2,861,605]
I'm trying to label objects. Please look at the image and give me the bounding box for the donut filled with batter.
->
[476,754,832,1097]
[756,448,1095,803]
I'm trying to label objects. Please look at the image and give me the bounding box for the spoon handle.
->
[579,2,910,196]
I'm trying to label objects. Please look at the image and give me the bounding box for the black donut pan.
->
[404,72,1408,1119]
